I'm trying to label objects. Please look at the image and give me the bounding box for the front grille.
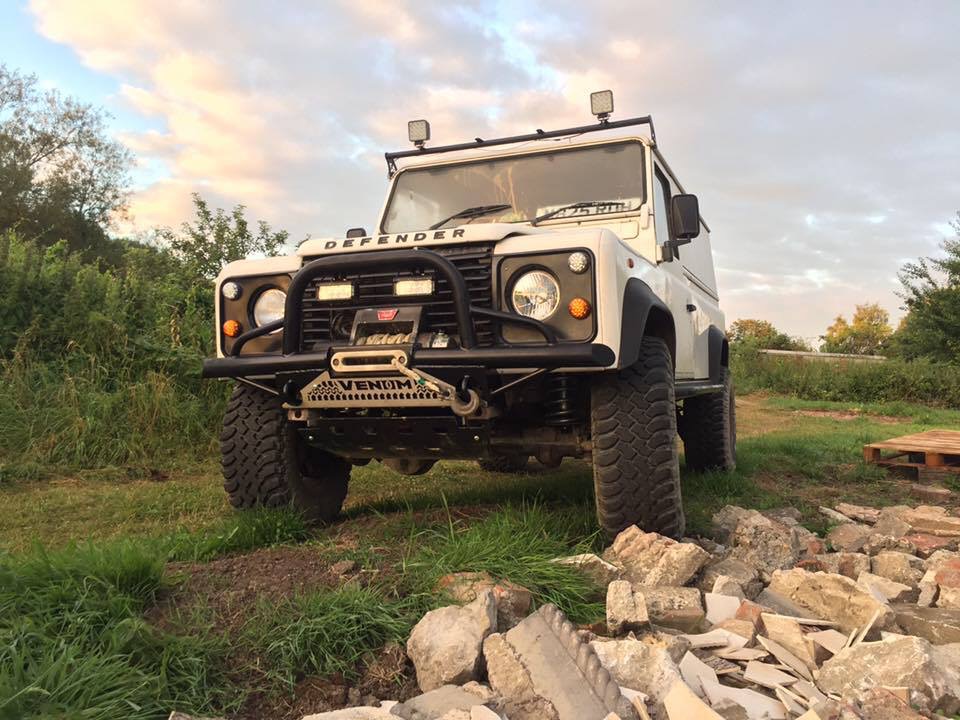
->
[299,243,496,351]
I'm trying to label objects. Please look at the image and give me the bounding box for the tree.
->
[728,318,810,351]
[159,193,288,280]
[820,303,892,355]
[0,64,133,258]
[892,212,960,363]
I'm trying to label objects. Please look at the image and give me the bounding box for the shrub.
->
[732,346,960,406]
[0,232,227,476]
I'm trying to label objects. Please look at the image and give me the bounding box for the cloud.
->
[26,0,960,338]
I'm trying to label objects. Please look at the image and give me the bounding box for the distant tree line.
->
[732,214,960,363]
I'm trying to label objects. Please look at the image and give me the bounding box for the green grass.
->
[2,393,957,718]
[245,586,421,689]
[402,502,604,622]
[163,506,311,562]
[0,541,241,720]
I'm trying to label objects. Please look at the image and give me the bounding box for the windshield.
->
[381,141,645,233]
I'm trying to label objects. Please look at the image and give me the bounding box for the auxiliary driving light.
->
[568,297,591,320]
[394,278,434,296]
[567,252,590,274]
[590,90,614,120]
[408,119,431,147]
[316,282,354,301]
[222,319,242,337]
[221,281,241,300]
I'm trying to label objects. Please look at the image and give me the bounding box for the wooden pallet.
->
[864,430,960,480]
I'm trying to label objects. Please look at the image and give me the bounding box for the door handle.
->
[686,303,697,312]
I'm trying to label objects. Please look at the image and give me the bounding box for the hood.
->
[296,223,559,256]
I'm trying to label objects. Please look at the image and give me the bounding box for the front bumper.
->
[202,247,614,380]
[202,342,615,378]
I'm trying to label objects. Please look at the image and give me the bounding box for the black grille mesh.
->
[299,243,496,351]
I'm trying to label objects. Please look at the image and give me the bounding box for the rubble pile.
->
[173,501,960,720]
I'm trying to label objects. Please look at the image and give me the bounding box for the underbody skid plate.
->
[289,348,480,414]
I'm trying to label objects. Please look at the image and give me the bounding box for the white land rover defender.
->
[203,92,735,539]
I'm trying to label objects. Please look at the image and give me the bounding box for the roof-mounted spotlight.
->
[590,90,614,123]
[408,119,431,149]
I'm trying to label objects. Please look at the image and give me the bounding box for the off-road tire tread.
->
[220,384,349,521]
[680,367,736,472]
[591,336,685,539]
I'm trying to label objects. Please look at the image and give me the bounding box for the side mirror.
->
[670,194,701,240]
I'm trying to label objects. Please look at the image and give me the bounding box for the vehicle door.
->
[652,164,696,379]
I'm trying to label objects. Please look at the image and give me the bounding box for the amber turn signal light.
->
[568,297,591,319]
[223,319,242,337]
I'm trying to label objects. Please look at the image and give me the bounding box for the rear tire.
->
[590,336,685,539]
[680,367,737,472]
[477,454,529,473]
[220,384,350,523]
[383,458,436,476]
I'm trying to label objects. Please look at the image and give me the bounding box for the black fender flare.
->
[707,325,729,383]
[619,277,676,367]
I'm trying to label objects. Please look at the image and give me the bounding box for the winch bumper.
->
[201,247,615,381]
[201,342,615,378]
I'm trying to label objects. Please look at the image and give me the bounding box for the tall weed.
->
[732,347,960,406]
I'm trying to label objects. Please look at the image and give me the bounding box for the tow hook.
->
[390,357,480,417]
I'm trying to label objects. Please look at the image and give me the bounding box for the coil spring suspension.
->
[544,374,580,426]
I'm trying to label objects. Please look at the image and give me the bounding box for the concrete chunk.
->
[711,575,746,600]
[407,591,497,692]
[553,553,621,586]
[640,586,705,632]
[483,604,637,720]
[705,593,741,625]
[835,503,880,524]
[871,551,925,587]
[826,522,873,553]
[893,605,960,645]
[903,507,960,537]
[606,580,649,636]
[591,635,688,718]
[767,568,895,634]
[819,636,960,714]
[698,557,762,599]
[857,570,918,603]
[606,526,710,587]
[813,552,870,580]
[391,685,499,720]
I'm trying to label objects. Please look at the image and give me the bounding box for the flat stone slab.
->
[390,684,498,720]
[894,605,960,645]
[484,604,637,720]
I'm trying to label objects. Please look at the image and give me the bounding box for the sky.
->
[3,1,959,342]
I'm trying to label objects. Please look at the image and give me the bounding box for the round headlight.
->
[511,270,560,321]
[253,288,286,328]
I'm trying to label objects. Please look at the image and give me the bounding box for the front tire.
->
[590,336,685,539]
[220,384,350,522]
[680,367,736,472]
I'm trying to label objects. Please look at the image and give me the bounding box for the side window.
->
[653,167,675,256]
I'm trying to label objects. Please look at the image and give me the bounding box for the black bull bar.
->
[201,248,615,379]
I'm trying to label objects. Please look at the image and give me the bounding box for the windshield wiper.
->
[531,200,627,226]
[429,203,512,231]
